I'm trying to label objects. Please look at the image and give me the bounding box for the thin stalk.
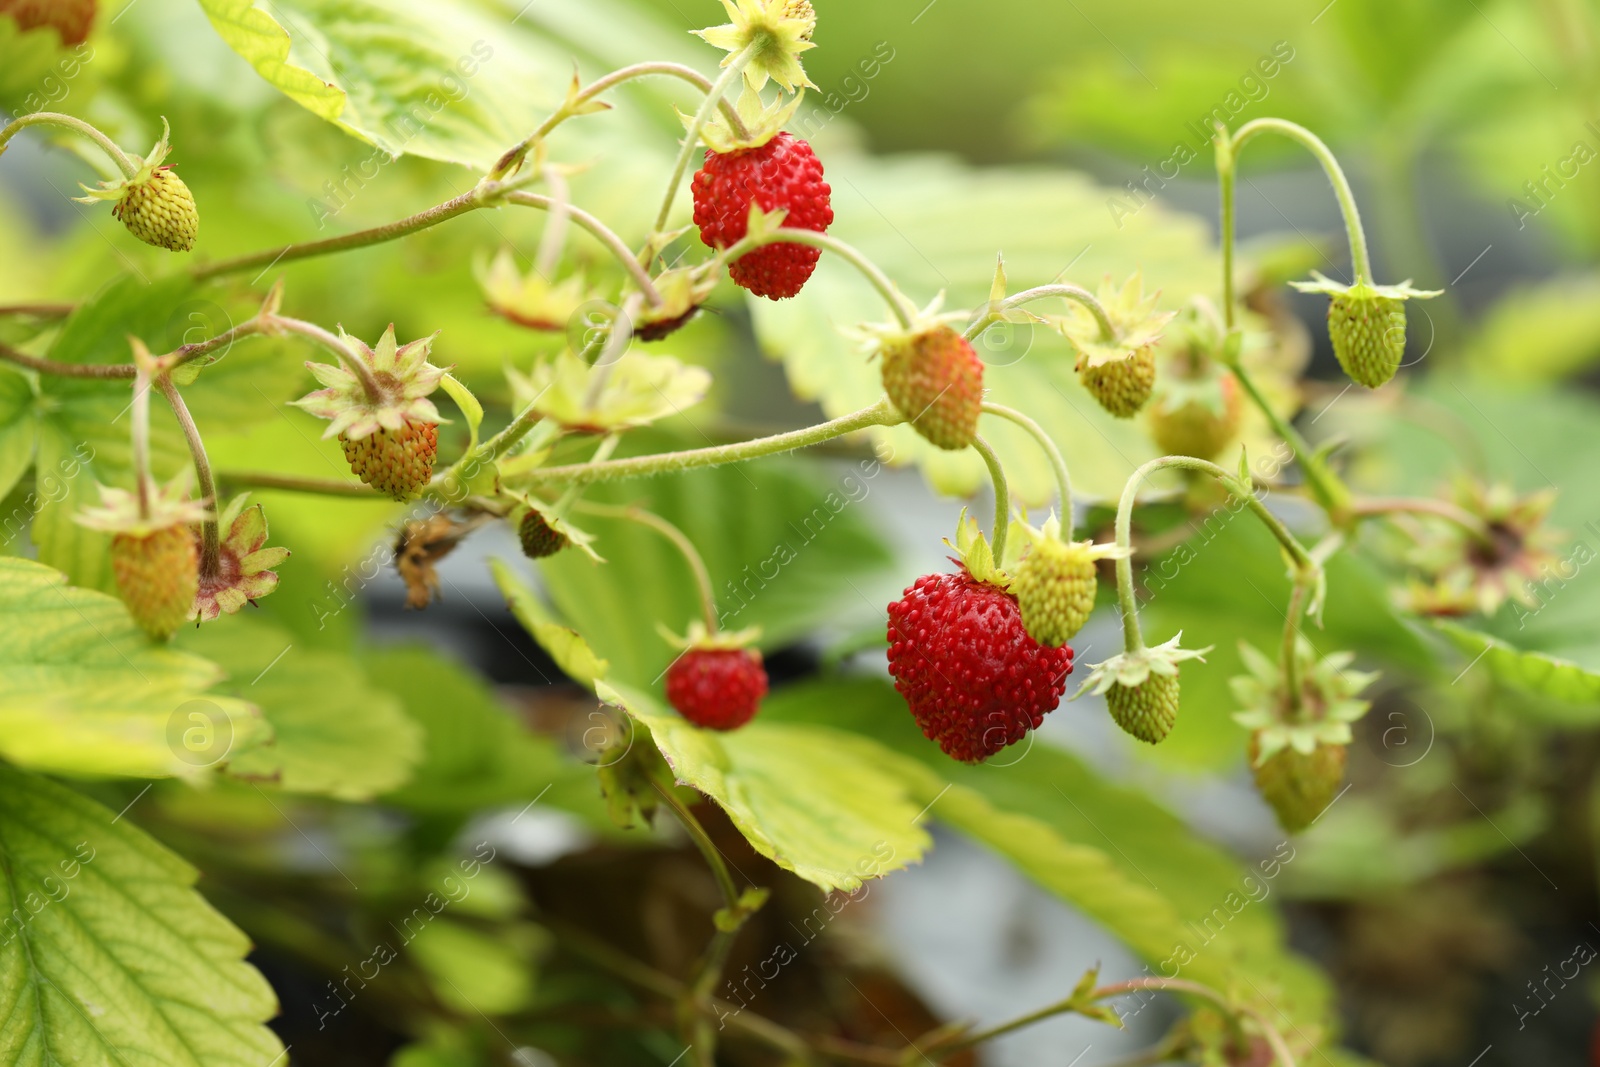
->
[130,363,154,519]
[972,434,1011,563]
[0,111,138,177]
[581,292,646,411]
[981,402,1074,536]
[576,501,718,631]
[534,167,571,279]
[1115,456,1315,653]
[1231,117,1373,284]
[652,41,759,235]
[0,302,74,319]
[507,193,663,306]
[516,397,902,487]
[215,471,378,497]
[0,338,135,379]
[1282,577,1311,719]
[716,228,915,327]
[272,316,384,402]
[490,61,750,180]
[652,781,747,1067]
[1352,496,1493,545]
[157,376,220,577]
[172,316,267,369]
[968,283,1117,342]
[192,184,496,281]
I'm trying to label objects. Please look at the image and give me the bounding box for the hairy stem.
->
[652,41,759,236]
[981,402,1074,536]
[576,501,718,631]
[716,227,915,327]
[0,111,138,177]
[0,302,74,319]
[516,397,902,486]
[1230,117,1373,284]
[507,193,663,306]
[534,167,571,280]
[1352,496,1493,545]
[0,317,265,380]
[157,376,220,577]
[1115,455,1315,653]
[130,363,154,520]
[968,283,1117,342]
[192,184,498,281]
[972,434,1010,563]
[271,316,384,403]
[491,61,750,180]
[215,471,379,497]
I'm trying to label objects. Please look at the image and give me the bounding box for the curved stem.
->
[981,402,1074,536]
[1234,362,1350,519]
[534,168,571,280]
[970,283,1117,342]
[192,184,496,281]
[576,501,718,631]
[517,397,902,487]
[215,471,378,497]
[652,41,759,236]
[157,376,220,577]
[716,227,915,327]
[491,61,750,180]
[581,292,645,411]
[0,112,138,177]
[1352,496,1493,545]
[507,193,663,306]
[972,434,1010,564]
[1115,456,1316,652]
[271,316,384,403]
[1231,117,1373,284]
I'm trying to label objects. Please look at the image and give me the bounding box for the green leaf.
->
[195,0,564,170]
[406,918,545,1016]
[490,557,608,689]
[537,442,895,688]
[439,373,483,453]
[0,365,34,502]
[748,154,1221,504]
[366,642,602,820]
[1463,274,1600,383]
[599,680,930,893]
[0,762,283,1065]
[0,558,270,779]
[760,676,1334,1031]
[179,617,425,800]
[1435,619,1600,713]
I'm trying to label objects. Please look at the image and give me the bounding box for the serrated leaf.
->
[599,680,929,893]
[180,617,425,800]
[0,558,271,779]
[0,365,34,501]
[0,762,284,1065]
[1435,619,1600,711]
[490,557,608,689]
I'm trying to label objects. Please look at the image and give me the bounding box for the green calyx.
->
[694,0,818,93]
[1076,632,1212,744]
[1012,514,1128,648]
[1289,272,1442,389]
[1231,636,1377,764]
[689,83,804,153]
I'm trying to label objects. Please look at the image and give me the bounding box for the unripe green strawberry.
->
[1079,345,1156,418]
[519,508,570,559]
[1248,734,1347,833]
[1327,292,1405,388]
[111,526,199,640]
[1011,516,1128,648]
[292,325,450,501]
[341,422,437,501]
[75,475,211,642]
[879,324,983,451]
[1148,370,1241,460]
[1077,633,1210,746]
[72,119,199,252]
[1106,672,1180,744]
[1290,273,1441,390]
[114,167,198,251]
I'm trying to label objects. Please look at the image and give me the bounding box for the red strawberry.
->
[692,132,832,300]
[886,568,1074,762]
[666,648,769,731]
[518,508,571,559]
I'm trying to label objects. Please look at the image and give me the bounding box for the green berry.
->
[1080,344,1156,418]
[1013,539,1096,647]
[1106,673,1180,744]
[519,509,571,559]
[1249,734,1347,832]
[114,167,198,252]
[1327,292,1405,388]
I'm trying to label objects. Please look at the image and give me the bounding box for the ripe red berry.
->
[886,569,1074,762]
[692,132,832,300]
[666,648,769,731]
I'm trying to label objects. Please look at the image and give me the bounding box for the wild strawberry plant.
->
[0,2,1592,1066]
